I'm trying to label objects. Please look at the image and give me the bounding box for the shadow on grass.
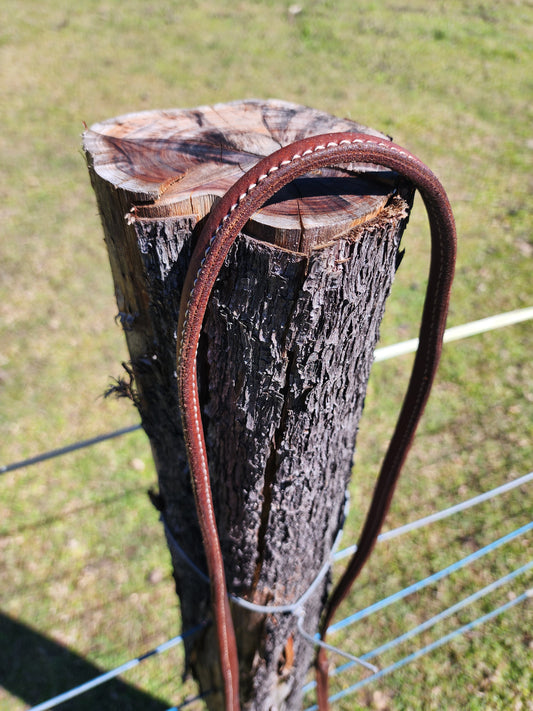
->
[0,486,148,538]
[0,612,169,710]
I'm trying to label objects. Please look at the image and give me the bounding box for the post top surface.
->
[84,99,399,250]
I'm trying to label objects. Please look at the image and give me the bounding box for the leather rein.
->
[176,132,457,710]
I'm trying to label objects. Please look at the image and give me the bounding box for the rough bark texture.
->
[84,99,413,710]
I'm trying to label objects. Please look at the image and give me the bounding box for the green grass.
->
[1,0,532,709]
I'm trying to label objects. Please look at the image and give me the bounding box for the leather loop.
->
[177,132,456,710]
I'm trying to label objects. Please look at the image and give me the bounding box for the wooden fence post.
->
[84,99,413,710]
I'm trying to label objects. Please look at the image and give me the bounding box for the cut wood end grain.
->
[84,98,400,251]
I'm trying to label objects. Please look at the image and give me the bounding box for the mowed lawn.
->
[1,1,532,709]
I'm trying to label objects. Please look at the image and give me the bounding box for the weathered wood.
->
[84,99,413,710]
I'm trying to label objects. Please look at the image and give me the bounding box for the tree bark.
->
[84,99,413,710]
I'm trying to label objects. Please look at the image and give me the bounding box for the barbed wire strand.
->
[2,307,531,477]
[304,587,532,711]
[26,624,207,711]
[303,558,533,694]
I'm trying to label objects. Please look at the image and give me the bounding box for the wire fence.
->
[303,587,532,711]
[26,626,207,711]
[24,473,533,711]
[0,423,142,475]
[2,307,531,710]
[3,307,531,477]
[310,559,533,691]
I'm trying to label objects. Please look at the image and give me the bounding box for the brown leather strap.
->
[177,132,456,709]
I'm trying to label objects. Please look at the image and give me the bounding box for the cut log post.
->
[84,99,413,710]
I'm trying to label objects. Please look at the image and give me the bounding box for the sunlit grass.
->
[1,1,531,709]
